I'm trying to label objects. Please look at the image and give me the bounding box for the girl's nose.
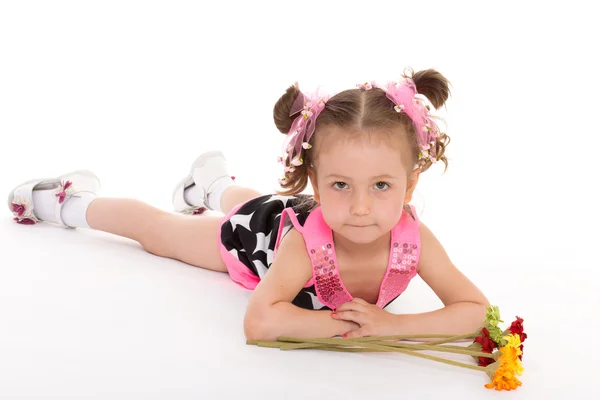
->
[350,191,371,216]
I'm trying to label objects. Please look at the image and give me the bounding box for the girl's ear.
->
[308,168,320,203]
[404,169,420,204]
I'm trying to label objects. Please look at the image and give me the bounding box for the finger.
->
[334,302,358,312]
[343,327,370,339]
[352,298,369,305]
[336,300,367,313]
[333,311,366,326]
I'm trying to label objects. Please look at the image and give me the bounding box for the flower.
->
[301,109,313,119]
[485,305,503,325]
[473,327,498,366]
[485,361,522,391]
[10,196,39,225]
[509,317,525,337]
[55,180,74,204]
[12,203,26,217]
[508,316,527,360]
[290,156,303,167]
[484,305,507,346]
[302,142,312,149]
[509,316,527,356]
[15,217,37,225]
[394,104,405,113]
[484,334,524,391]
[503,334,525,372]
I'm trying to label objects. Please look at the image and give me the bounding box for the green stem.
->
[422,333,477,345]
[276,337,486,372]
[248,340,286,348]
[350,334,461,341]
[302,346,386,353]
[369,341,496,359]
[279,340,496,359]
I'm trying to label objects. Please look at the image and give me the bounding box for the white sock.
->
[32,189,96,228]
[183,184,205,207]
[206,177,235,212]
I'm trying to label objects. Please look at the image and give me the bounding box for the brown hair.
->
[273,68,451,197]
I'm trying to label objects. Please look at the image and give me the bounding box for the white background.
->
[1,1,598,399]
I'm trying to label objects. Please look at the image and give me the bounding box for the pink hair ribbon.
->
[278,90,330,180]
[380,79,441,164]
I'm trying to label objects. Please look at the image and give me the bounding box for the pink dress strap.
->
[301,205,422,310]
[301,207,353,310]
[375,205,421,308]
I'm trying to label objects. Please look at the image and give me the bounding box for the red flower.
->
[474,327,498,366]
[509,316,527,360]
[509,316,527,343]
[55,180,73,204]
[14,217,36,225]
[11,203,25,217]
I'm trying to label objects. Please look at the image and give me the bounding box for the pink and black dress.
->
[217,194,421,311]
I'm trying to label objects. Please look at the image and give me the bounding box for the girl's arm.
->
[244,228,358,341]
[394,221,490,337]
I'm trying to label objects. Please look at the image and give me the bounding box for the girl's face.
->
[309,126,419,246]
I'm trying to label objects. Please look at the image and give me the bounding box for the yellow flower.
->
[485,336,525,390]
[499,347,524,376]
[500,334,524,375]
[504,334,522,350]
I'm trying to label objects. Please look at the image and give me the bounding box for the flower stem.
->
[351,334,461,341]
[273,337,487,371]
[421,333,477,345]
[278,340,495,359]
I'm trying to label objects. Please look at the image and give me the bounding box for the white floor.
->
[1,1,599,399]
[0,210,597,399]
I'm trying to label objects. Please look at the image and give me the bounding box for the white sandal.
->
[172,151,233,215]
[8,169,101,228]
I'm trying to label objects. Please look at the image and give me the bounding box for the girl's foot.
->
[172,151,235,215]
[8,170,101,228]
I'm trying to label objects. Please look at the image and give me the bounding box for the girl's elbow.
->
[244,309,276,341]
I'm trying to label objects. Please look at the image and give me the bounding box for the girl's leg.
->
[219,186,261,214]
[86,198,228,272]
[9,152,265,273]
[173,151,262,216]
[86,185,262,271]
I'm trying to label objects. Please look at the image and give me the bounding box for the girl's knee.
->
[138,212,176,257]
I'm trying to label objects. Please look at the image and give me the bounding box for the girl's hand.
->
[331,298,398,338]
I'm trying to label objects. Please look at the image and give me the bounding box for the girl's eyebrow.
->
[325,174,398,180]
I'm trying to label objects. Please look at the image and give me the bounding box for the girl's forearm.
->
[250,302,357,341]
[393,302,488,342]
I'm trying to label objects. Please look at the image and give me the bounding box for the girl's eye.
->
[374,182,389,190]
[333,182,348,190]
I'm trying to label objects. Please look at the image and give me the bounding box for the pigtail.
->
[273,83,312,196]
[404,68,452,173]
[273,83,302,134]
[405,68,451,110]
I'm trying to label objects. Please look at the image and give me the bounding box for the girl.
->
[7,68,489,341]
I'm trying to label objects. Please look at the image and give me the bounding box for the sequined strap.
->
[302,207,353,310]
[375,205,421,308]
[309,242,353,310]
